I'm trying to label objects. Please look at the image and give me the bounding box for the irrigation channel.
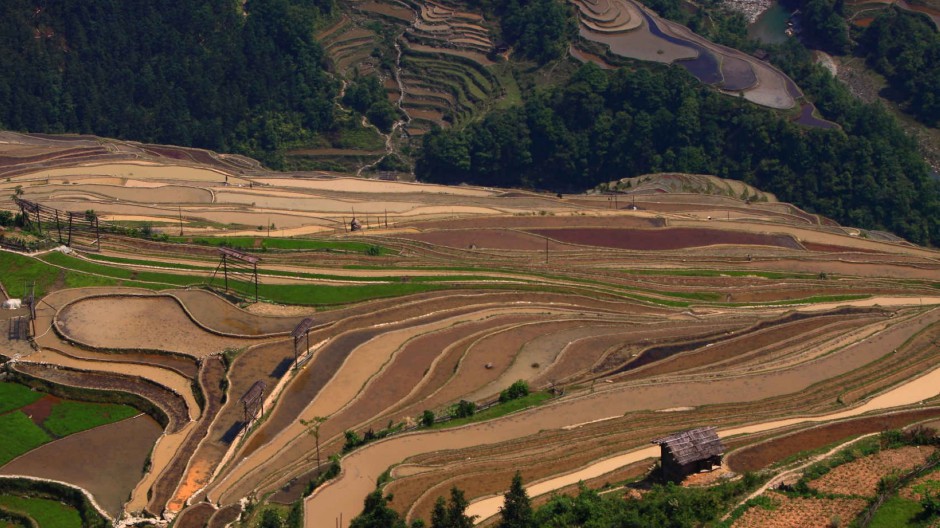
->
[305,305,940,526]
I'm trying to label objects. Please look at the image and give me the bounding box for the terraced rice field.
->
[2,133,940,527]
[570,0,830,114]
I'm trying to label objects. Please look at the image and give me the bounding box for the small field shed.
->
[651,426,724,482]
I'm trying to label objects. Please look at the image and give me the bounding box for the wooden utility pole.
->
[179,206,184,236]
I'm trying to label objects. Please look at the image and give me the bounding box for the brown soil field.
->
[727,408,940,472]
[56,295,245,357]
[527,227,803,250]
[0,414,162,517]
[810,445,936,496]
[396,229,579,250]
[157,357,228,515]
[172,502,217,528]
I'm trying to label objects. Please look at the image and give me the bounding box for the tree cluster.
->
[783,0,851,53]
[417,61,940,245]
[466,0,577,64]
[859,9,940,127]
[343,76,400,133]
[0,0,337,168]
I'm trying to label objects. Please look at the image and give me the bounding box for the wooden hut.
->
[651,426,724,482]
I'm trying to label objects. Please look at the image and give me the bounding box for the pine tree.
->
[498,472,534,528]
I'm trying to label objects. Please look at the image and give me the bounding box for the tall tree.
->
[349,490,407,528]
[498,472,534,528]
[429,487,477,528]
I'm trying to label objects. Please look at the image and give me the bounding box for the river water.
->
[749,2,791,45]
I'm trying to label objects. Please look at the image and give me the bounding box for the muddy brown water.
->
[171,289,300,336]
[0,414,162,517]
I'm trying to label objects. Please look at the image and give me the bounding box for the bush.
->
[499,380,529,403]
[451,400,476,419]
[421,410,435,427]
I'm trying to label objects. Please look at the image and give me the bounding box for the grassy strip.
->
[0,251,171,297]
[0,412,52,467]
[868,496,924,527]
[0,495,82,528]
[431,392,554,430]
[42,401,139,438]
[39,252,202,287]
[82,253,505,284]
[0,383,43,414]
[166,236,393,255]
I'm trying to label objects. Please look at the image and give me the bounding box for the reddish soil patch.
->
[727,408,940,473]
[150,357,227,515]
[397,229,577,251]
[802,241,883,253]
[853,16,876,27]
[526,227,803,251]
[410,215,663,230]
[19,395,62,426]
[0,414,162,517]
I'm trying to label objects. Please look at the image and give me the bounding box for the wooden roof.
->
[651,426,723,465]
[292,317,315,339]
[219,246,260,264]
[241,380,266,405]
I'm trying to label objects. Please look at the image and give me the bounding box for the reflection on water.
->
[749,2,791,45]
[795,103,839,129]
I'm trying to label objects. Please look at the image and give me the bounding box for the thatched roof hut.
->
[651,426,724,482]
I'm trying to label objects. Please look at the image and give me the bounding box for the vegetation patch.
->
[0,412,52,466]
[0,383,43,414]
[42,401,139,438]
[0,495,82,528]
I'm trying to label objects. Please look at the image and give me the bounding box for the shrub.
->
[452,400,476,419]
[499,380,529,403]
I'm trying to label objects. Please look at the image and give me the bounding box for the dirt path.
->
[304,306,940,526]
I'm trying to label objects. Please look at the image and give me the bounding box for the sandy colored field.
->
[26,183,213,203]
[170,289,299,336]
[257,177,494,197]
[0,414,162,517]
[56,296,244,358]
[10,162,243,183]
[127,422,195,512]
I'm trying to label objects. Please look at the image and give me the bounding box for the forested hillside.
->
[0,0,337,166]
[416,60,940,246]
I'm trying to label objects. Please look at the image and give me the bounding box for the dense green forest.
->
[416,59,940,245]
[0,0,337,166]
[858,9,940,127]
[467,0,577,63]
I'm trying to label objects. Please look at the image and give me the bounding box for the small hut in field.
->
[651,426,724,482]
